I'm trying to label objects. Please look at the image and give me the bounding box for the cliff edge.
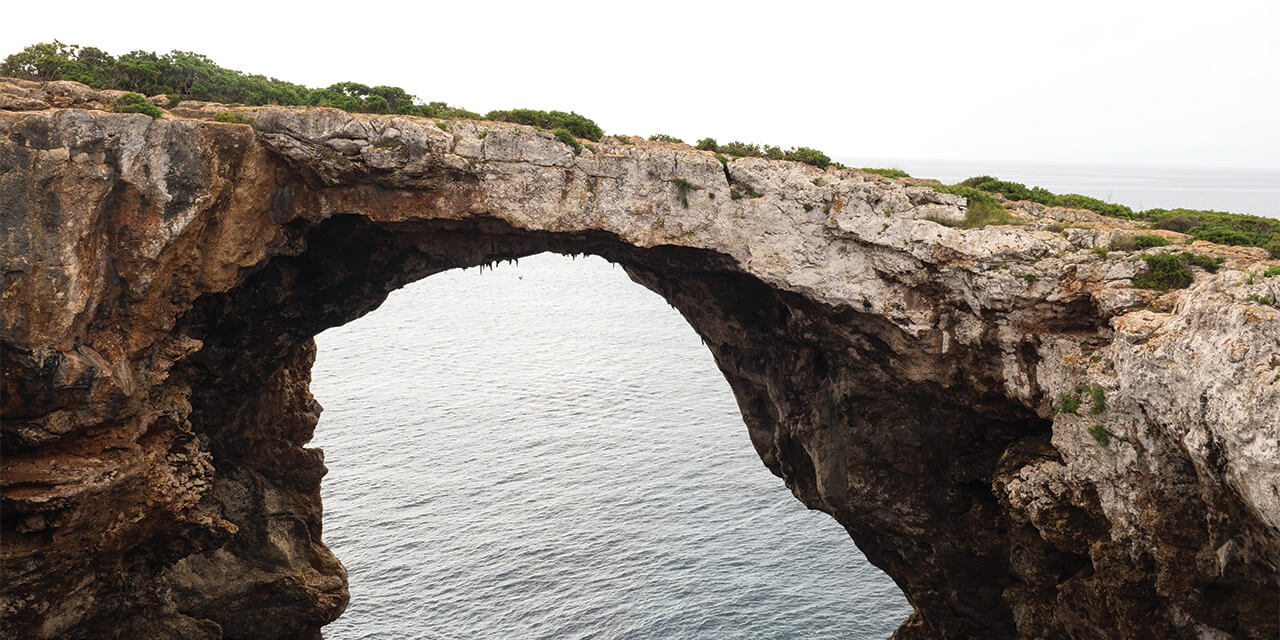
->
[2,79,1278,639]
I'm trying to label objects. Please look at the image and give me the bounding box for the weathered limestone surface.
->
[2,79,1278,639]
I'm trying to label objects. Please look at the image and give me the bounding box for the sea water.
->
[312,162,1277,639]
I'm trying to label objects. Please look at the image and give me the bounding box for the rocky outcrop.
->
[2,79,1278,639]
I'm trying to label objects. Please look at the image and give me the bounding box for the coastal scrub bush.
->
[784,147,831,169]
[1133,253,1194,290]
[213,110,253,124]
[927,184,1021,228]
[861,168,910,179]
[487,109,603,141]
[1139,208,1280,256]
[1181,252,1225,272]
[1133,234,1171,248]
[695,137,718,151]
[648,133,683,143]
[108,92,162,118]
[552,128,581,153]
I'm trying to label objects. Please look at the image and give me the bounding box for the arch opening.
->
[158,212,1055,639]
[310,251,912,637]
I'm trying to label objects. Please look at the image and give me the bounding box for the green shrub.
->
[861,168,909,179]
[487,109,603,141]
[784,147,831,169]
[1133,234,1171,248]
[1181,252,1225,272]
[1088,424,1111,447]
[1056,392,1080,415]
[695,137,718,151]
[1246,293,1276,305]
[1151,215,1200,233]
[927,184,1022,228]
[1265,265,1280,278]
[1091,247,1109,258]
[672,178,699,208]
[1133,253,1194,290]
[370,138,404,149]
[1140,208,1280,255]
[720,141,761,156]
[1089,386,1106,414]
[648,133,683,143]
[613,134,632,144]
[213,110,252,124]
[109,92,163,118]
[956,175,1136,218]
[553,128,581,153]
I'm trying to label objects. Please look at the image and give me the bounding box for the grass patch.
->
[108,92,162,118]
[1264,265,1280,278]
[861,167,909,179]
[553,128,581,153]
[1133,253,1194,290]
[1246,293,1276,306]
[1091,247,1109,258]
[213,110,252,124]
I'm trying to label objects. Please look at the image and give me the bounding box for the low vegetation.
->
[552,128,581,153]
[1133,254,1194,290]
[487,109,602,141]
[213,110,253,124]
[672,178,699,208]
[1055,391,1081,415]
[1088,424,1112,447]
[648,133,683,143]
[951,174,1279,256]
[7,41,1278,253]
[861,167,910,179]
[694,139,835,170]
[108,92,162,118]
[1109,233,1170,251]
[927,184,1023,228]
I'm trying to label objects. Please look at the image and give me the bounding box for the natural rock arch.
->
[2,84,1277,639]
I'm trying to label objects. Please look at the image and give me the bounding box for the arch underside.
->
[153,212,1058,639]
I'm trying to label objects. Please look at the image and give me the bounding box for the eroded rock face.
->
[2,80,1278,639]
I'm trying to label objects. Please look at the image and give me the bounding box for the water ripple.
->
[313,253,910,639]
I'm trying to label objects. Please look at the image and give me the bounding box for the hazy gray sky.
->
[5,0,1278,169]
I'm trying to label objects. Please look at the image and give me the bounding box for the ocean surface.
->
[311,162,1276,639]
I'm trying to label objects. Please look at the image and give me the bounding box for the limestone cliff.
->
[2,79,1278,639]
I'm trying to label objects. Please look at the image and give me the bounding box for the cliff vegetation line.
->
[6,40,1279,260]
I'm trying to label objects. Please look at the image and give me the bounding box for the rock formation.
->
[2,79,1278,639]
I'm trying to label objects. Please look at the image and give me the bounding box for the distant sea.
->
[312,162,1276,639]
